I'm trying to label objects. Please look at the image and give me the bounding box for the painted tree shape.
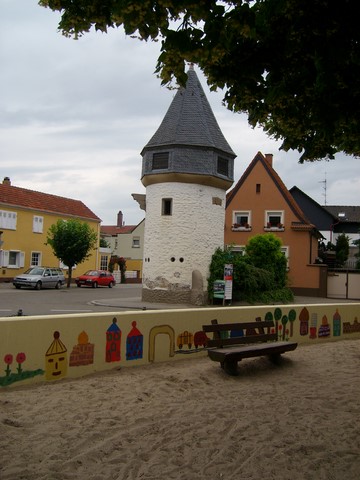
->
[281,315,289,340]
[288,309,297,337]
[274,308,282,339]
[265,311,274,336]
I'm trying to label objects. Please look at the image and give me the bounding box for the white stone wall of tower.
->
[142,182,226,294]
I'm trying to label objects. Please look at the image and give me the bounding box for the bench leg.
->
[223,359,239,376]
[268,353,282,364]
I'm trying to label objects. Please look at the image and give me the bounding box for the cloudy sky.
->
[1,0,359,226]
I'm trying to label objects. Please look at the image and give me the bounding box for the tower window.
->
[217,157,229,176]
[162,198,173,216]
[152,152,169,170]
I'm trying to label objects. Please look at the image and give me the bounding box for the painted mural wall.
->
[1,303,359,388]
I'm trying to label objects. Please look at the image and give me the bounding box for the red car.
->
[75,270,115,288]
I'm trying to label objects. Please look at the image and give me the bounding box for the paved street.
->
[0,282,146,317]
[0,281,356,317]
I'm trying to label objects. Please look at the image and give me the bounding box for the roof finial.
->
[188,63,194,71]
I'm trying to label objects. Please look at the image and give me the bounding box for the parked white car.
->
[13,267,65,290]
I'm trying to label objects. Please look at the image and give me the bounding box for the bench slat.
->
[208,341,298,363]
[203,320,274,332]
[207,333,278,348]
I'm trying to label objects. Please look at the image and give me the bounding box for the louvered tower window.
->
[217,157,229,176]
[152,152,169,170]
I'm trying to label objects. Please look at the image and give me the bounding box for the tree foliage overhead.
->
[46,219,98,287]
[39,0,360,162]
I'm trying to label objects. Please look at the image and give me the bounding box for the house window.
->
[31,252,42,266]
[132,237,140,248]
[233,211,251,227]
[33,216,44,233]
[228,245,246,256]
[162,198,173,216]
[152,152,169,170]
[100,255,108,270]
[6,250,25,268]
[217,157,229,176]
[0,210,17,230]
[256,184,261,193]
[265,211,284,229]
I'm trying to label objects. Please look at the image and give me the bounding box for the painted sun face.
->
[45,331,68,381]
[46,353,67,380]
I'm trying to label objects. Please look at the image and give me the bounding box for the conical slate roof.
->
[142,66,235,156]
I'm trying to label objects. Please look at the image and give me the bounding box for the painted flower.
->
[4,354,13,365]
[4,354,13,377]
[16,352,26,364]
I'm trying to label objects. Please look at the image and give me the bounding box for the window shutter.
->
[20,252,25,268]
[2,250,9,267]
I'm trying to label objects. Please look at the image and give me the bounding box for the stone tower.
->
[140,66,236,305]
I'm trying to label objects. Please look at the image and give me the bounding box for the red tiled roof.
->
[227,151,313,226]
[101,225,136,235]
[0,183,101,221]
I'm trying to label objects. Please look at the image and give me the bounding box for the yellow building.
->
[0,177,101,282]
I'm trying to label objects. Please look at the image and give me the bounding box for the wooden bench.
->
[203,319,297,375]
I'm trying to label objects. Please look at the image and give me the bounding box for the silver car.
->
[13,267,65,290]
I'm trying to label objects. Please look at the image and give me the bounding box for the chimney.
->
[117,210,124,227]
[265,154,273,167]
[2,177,11,186]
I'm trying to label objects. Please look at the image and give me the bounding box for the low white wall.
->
[1,302,360,388]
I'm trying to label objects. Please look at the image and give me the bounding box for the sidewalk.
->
[91,294,358,311]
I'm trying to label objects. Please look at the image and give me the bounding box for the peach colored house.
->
[225,152,327,296]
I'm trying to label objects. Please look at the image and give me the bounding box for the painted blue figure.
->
[126,321,143,360]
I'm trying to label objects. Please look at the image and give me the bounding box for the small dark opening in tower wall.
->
[162,198,173,216]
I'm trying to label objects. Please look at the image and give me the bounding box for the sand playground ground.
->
[1,339,359,480]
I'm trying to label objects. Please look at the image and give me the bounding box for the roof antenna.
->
[319,171,327,205]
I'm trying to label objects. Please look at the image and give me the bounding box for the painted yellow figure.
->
[45,331,68,381]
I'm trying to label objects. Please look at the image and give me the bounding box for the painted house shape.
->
[225,152,327,297]
[69,331,95,366]
[106,318,121,363]
[126,321,143,360]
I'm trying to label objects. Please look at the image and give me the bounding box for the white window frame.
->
[31,251,42,266]
[232,211,252,231]
[0,210,17,230]
[227,245,246,256]
[264,210,285,231]
[3,250,25,268]
[132,237,140,248]
[100,255,108,270]
[33,215,44,233]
